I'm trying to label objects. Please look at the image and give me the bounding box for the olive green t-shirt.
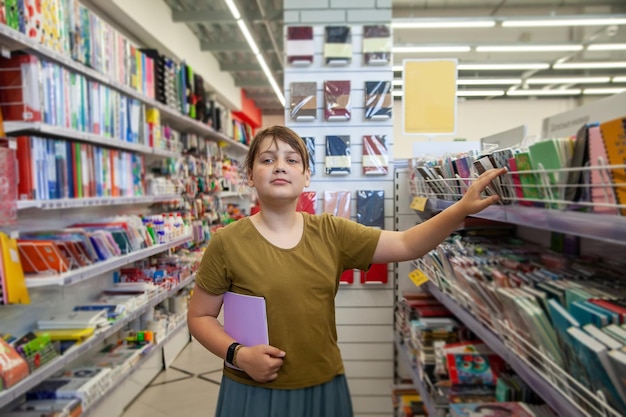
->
[195,212,382,389]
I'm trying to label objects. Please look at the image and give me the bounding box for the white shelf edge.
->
[0,24,247,151]
[216,191,251,199]
[17,195,182,211]
[394,335,438,416]
[425,198,626,245]
[81,318,189,417]
[424,281,588,417]
[0,272,195,409]
[25,235,192,287]
[3,122,161,156]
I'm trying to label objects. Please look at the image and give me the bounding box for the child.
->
[187,125,506,417]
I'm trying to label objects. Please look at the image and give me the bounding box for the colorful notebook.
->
[324,26,351,65]
[599,117,626,215]
[324,80,351,121]
[364,81,392,120]
[356,190,384,228]
[325,135,351,175]
[588,125,618,214]
[362,25,391,65]
[362,135,388,175]
[286,26,314,66]
[323,191,351,219]
[296,191,316,214]
[290,82,317,121]
[1,231,30,304]
[301,136,316,175]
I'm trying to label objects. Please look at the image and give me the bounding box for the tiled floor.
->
[120,339,222,417]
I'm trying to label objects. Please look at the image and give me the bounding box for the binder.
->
[223,291,269,370]
[1,231,30,304]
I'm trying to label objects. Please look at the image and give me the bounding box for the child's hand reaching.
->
[236,344,286,383]
[457,168,507,215]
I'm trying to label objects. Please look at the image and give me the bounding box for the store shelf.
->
[25,235,192,287]
[81,317,189,417]
[17,194,182,211]
[0,24,247,153]
[425,198,626,245]
[0,272,195,409]
[394,335,438,417]
[424,281,586,417]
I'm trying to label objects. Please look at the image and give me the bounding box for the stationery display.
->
[290,82,317,121]
[323,80,351,121]
[362,25,391,65]
[324,26,351,66]
[364,81,392,120]
[362,135,389,175]
[286,26,314,66]
[324,135,351,175]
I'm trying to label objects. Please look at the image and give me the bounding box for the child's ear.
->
[304,168,311,188]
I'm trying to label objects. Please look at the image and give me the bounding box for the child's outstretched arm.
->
[372,167,506,264]
[188,285,286,383]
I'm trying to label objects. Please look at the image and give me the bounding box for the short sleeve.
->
[333,215,382,271]
[195,231,231,295]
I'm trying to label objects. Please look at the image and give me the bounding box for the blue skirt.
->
[215,374,354,417]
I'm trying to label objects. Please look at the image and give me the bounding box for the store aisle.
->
[121,339,222,417]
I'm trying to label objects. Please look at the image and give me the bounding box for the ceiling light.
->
[223,0,284,106]
[583,88,626,95]
[476,45,583,52]
[392,19,495,29]
[393,46,471,53]
[587,43,626,51]
[553,61,626,69]
[459,63,550,70]
[507,89,581,96]
[457,90,505,97]
[457,78,521,85]
[502,16,626,27]
[613,76,626,83]
[526,76,611,84]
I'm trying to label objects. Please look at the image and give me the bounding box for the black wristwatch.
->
[226,342,242,366]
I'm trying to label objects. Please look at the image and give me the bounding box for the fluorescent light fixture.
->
[393,46,471,53]
[395,78,521,86]
[457,90,505,97]
[583,88,626,95]
[613,76,626,83]
[392,18,495,29]
[476,45,583,52]
[457,78,521,85]
[588,43,626,51]
[502,16,626,27]
[553,61,626,69]
[222,0,284,107]
[526,76,611,84]
[237,20,259,55]
[224,0,241,19]
[392,89,505,97]
[459,63,550,70]
[507,89,581,96]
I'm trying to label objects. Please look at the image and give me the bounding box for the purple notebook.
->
[223,291,269,369]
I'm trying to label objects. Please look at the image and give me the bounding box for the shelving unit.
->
[0,23,248,155]
[394,335,438,417]
[0,272,196,409]
[17,195,182,211]
[422,198,626,245]
[422,281,588,417]
[25,234,192,288]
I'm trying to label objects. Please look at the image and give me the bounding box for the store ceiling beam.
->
[235,78,270,87]
[201,41,273,52]
[172,10,263,23]
[219,62,281,72]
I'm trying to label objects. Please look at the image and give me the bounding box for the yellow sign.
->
[409,269,430,287]
[410,196,428,212]
[402,59,457,135]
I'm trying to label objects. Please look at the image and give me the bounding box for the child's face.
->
[248,136,310,203]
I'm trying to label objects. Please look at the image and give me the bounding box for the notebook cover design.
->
[323,191,351,218]
[296,191,316,214]
[324,80,351,121]
[566,124,590,202]
[362,135,389,175]
[356,190,384,228]
[286,26,314,66]
[0,147,18,227]
[301,136,315,175]
[364,81,392,120]
[290,82,317,121]
[324,26,351,65]
[599,117,626,215]
[325,135,351,175]
[362,25,391,65]
[588,125,618,214]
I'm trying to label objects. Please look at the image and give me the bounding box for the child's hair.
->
[244,125,310,175]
